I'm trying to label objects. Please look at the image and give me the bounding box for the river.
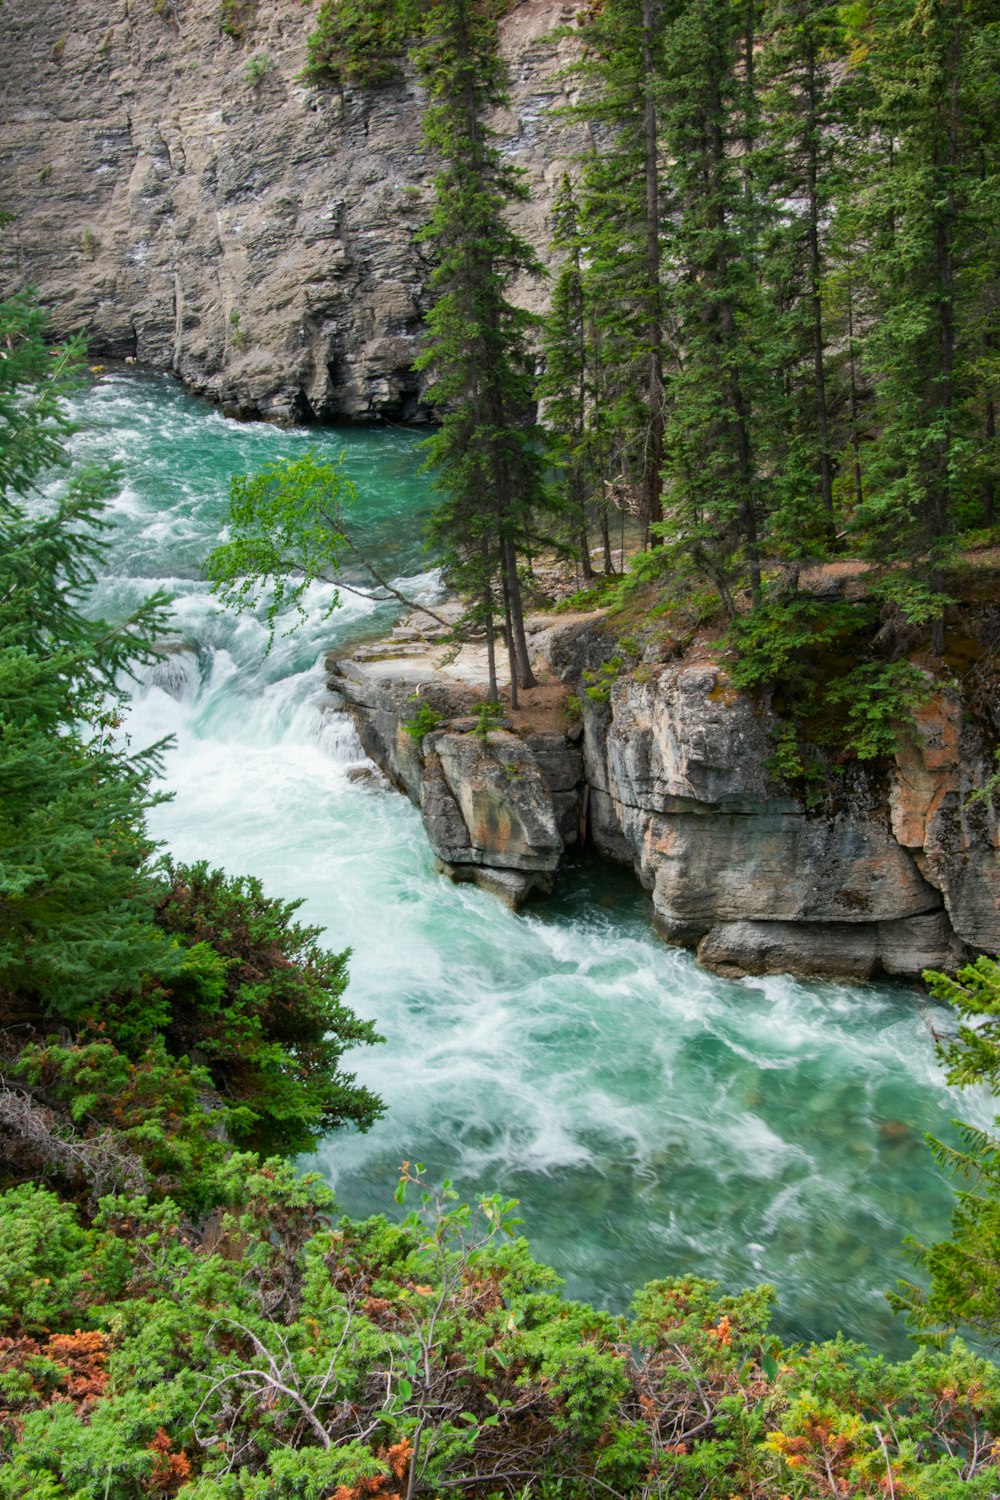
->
[66,368,987,1355]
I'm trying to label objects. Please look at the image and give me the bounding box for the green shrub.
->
[302,0,417,86]
[471,700,503,740]
[402,694,443,744]
[582,655,624,704]
[243,51,271,86]
[148,860,384,1155]
[219,0,255,39]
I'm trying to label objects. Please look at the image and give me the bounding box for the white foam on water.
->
[59,372,988,1353]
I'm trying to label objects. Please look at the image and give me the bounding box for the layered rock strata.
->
[577,649,998,980]
[0,0,576,420]
[328,613,585,907]
[332,612,1000,980]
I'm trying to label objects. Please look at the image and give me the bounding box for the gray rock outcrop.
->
[0,0,577,421]
[331,609,999,978]
[578,655,997,981]
[328,628,585,908]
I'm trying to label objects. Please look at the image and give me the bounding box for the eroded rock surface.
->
[328,617,585,908]
[332,609,998,976]
[580,660,997,980]
[0,0,578,420]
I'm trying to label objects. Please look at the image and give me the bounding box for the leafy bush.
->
[303,0,418,86]
[219,0,255,40]
[471,700,503,740]
[582,655,624,703]
[824,660,932,761]
[402,694,443,744]
[2,1168,999,1499]
[243,52,271,87]
[149,860,384,1155]
[725,595,864,698]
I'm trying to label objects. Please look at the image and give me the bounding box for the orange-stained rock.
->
[890,692,962,850]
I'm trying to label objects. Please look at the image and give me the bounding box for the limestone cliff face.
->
[579,656,999,981]
[331,614,1000,981]
[329,625,585,909]
[0,0,577,420]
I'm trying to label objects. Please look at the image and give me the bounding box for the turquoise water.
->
[66,370,989,1354]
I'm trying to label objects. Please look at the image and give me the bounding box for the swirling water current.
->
[63,370,991,1356]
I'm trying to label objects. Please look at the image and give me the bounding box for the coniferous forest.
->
[2,0,1000,1494]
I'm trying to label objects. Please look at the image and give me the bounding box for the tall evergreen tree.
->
[848,0,1000,638]
[756,0,851,556]
[660,0,768,609]
[414,0,547,704]
[570,0,668,545]
[538,175,597,581]
[0,296,172,1016]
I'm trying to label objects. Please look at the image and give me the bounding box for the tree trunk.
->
[641,0,664,543]
[804,38,835,538]
[502,535,535,689]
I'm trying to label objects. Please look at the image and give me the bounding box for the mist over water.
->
[67,370,988,1354]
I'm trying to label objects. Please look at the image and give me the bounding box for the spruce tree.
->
[570,0,668,545]
[755,0,851,556]
[414,0,547,704]
[659,0,768,608]
[848,0,1000,640]
[0,296,172,1016]
[537,175,596,581]
[894,956,1000,1342]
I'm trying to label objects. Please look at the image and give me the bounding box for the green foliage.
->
[150,860,384,1155]
[219,0,255,40]
[3,1169,999,1499]
[824,660,932,761]
[725,592,933,772]
[766,721,823,788]
[0,295,382,1203]
[725,595,862,697]
[8,1034,231,1210]
[582,655,624,705]
[401,693,443,744]
[470,700,503,741]
[870,571,955,627]
[0,295,174,1019]
[243,52,271,86]
[227,307,247,348]
[0,1185,89,1335]
[206,453,352,649]
[303,0,418,86]
[414,0,550,701]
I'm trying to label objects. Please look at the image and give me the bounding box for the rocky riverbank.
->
[330,606,1000,982]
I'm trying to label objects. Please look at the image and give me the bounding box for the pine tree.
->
[755,0,852,557]
[659,0,768,609]
[848,0,1000,641]
[537,175,596,581]
[570,0,668,545]
[414,0,547,705]
[894,956,1000,1342]
[0,296,172,1017]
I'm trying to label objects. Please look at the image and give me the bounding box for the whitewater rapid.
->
[63,369,989,1353]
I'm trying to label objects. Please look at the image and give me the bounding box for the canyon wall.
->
[0,0,576,420]
[331,615,1000,981]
